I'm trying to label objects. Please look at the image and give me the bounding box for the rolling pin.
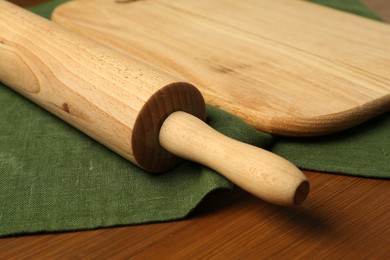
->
[0,0,309,206]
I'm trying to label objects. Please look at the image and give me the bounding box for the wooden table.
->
[1,1,389,258]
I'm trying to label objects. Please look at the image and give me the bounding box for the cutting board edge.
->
[225,93,390,136]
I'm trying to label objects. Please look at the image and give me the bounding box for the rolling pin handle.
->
[159,111,309,206]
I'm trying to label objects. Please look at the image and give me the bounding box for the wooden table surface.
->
[1,0,389,258]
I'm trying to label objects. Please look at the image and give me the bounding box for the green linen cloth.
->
[0,0,388,237]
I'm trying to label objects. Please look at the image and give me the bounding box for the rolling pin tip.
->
[293,180,310,205]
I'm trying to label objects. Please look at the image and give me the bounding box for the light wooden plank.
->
[52,0,390,135]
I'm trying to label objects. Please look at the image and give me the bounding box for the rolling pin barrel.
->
[0,0,309,206]
[0,0,206,172]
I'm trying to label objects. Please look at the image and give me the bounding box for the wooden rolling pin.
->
[0,0,309,206]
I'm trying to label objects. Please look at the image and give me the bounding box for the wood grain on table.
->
[1,0,389,258]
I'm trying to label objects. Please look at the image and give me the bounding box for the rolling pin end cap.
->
[132,82,206,172]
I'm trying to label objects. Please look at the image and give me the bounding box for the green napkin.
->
[271,113,390,178]
[309,0,383,19]
[0,0,388,237]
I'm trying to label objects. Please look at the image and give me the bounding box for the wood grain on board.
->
[52,0,390,136]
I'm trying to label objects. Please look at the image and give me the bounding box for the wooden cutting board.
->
[52,0,390,136]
